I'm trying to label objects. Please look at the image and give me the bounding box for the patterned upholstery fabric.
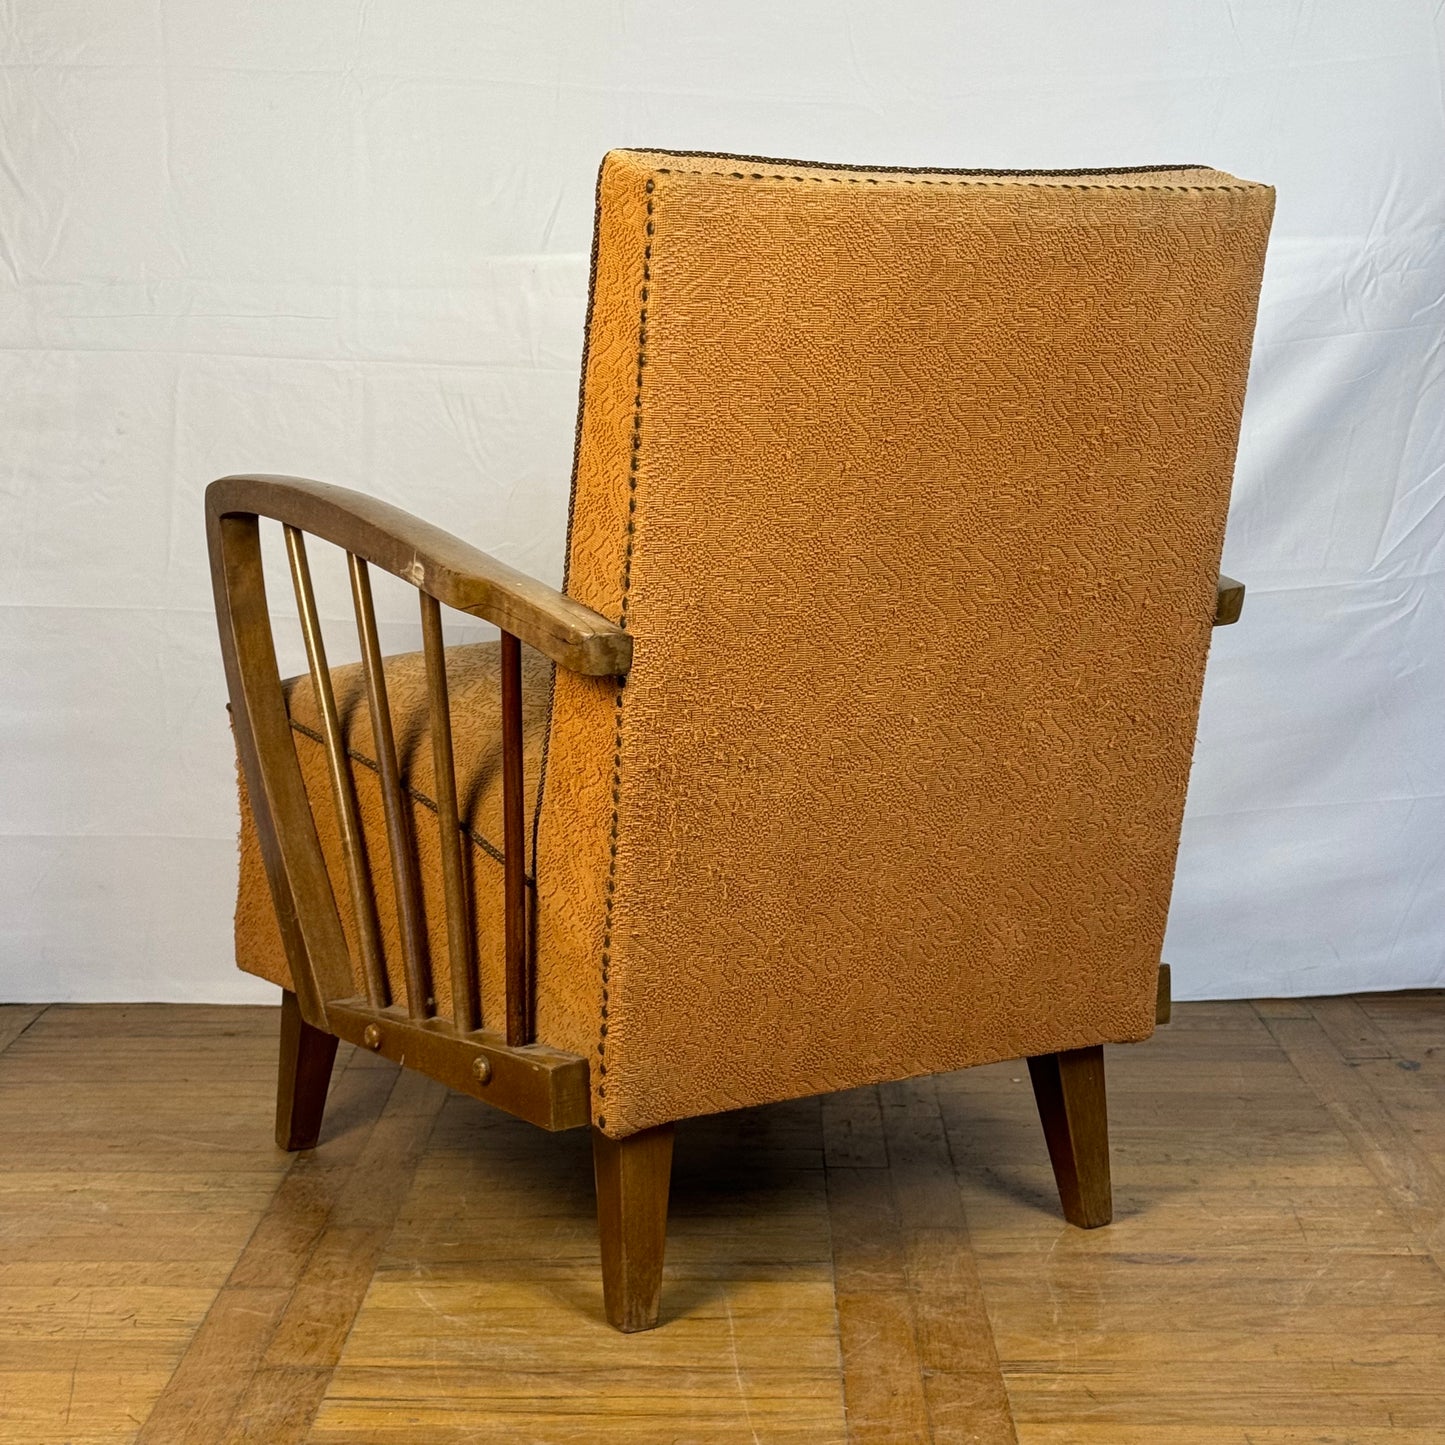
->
[235,642,552,1029]
[235,149,1274,1138]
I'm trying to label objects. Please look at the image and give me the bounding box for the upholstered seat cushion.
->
[235,642,553,1028]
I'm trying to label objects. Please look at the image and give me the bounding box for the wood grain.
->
[944,994,1445,1439]
[1026,1045,1112,1228]
[136,1056,444,1444]
[209,468,592,1141]
[499,629,531,1045]
[274,989,339,1152]
[1259,998,1445,1261]
[593,1123,675,1332]
[349,553,432,1020]
[315,1093,848,1441]
[207,475,631,676]
[2,993,1443,1441]
[0,1005,46,1055]
[419,591,477,1032]
[284,525,389,1010]
[0,1006,294,1444]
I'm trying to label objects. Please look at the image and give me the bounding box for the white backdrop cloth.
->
[2,2,1442,1002]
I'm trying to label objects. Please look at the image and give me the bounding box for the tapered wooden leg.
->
[275,988,338,1151]
[592,1123,675,1332]
[1027,1044,1112,1228]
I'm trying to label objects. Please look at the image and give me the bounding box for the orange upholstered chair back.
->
[534,150,1274,1137]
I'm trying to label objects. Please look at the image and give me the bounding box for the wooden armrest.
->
[206,474,631,676]
[1214,575,1245,627]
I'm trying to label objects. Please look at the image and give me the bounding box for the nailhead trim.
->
[596,175,656,1103]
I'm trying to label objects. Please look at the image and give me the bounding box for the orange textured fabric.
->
[535,151,1273,1136]
[234,149,1273,1141]
[235,642,552,1027]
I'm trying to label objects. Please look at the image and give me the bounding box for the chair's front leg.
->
[276,988,339,1151]
[1027,1045,1112,1228]
[592,1123,675,1332]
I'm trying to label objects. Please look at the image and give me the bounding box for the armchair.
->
[209,149,1273,1332]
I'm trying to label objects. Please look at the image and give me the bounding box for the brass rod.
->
[284,527,389,1009]
[348,554,433,1019]
[420,593,478,1032]
[500,631,531,1045]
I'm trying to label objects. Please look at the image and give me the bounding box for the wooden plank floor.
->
[0,994,1441,1442]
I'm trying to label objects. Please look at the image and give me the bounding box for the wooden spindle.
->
[348,554,433,1019]
[500,631,531,1045]
[420,593,478,1033]
[284,527,389,1009]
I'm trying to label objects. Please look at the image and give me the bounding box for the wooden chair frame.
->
[207,470,1243,1331]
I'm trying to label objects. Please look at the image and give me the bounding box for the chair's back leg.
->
[276,988,340,1151]
[1027,1044,1112,1228]
[592,1123,675,1332]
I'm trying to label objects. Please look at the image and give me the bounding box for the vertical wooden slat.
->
[348,553,432,1019]
[210,513,353,1027]
[284,526,389,1009]
[500,631,531,1045]
[420,593,478,1033]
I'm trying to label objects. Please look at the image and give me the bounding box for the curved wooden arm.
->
[206,474,631,676]
[1215,575,1245,627]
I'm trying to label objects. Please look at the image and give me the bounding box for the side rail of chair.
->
[1154,573,1243,1024]
[205,474,631,1131]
